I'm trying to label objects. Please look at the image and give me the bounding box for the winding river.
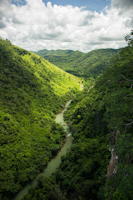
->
[13,100,72,200]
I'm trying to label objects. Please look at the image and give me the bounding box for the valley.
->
[0,38,81,200]
[0,32,133,200]
[35,48,120,79]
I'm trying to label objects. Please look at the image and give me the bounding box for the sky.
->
[0,0,133,52]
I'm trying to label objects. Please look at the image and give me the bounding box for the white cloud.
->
[0,0,132,52]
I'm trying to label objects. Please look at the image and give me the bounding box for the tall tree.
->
[125,30,133,46]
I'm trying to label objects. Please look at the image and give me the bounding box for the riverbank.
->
[13,100,73,200]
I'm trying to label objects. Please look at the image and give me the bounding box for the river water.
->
[13,100,72,200]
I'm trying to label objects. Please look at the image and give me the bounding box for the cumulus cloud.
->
[0,21,6,29]
[0,0,132,52]
[112,0,133,10]
[125,18,133,28]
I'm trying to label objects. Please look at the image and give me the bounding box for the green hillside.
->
[42,50,85,76]
[23,41,133,199]
[59,46,133,199]
[0,39,81,200]
[35,49,74,56]
[36,49,120,79]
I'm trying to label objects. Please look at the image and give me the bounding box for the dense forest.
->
[0,38,81,200]
[0,31,133,200]
[35,48,120,79]
[22,32,133,200]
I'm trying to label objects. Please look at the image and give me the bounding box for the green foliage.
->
[125,30,133,47]
[56,138,109,200]
[51,45,132,199]
[0,38,81,200]
[35,49,74,56]
[36,49,120,79]
[63,46,133,199]
[20,44,133,200]
[1,37,132,200]
[22,175,68,200]
[105,164,133,200]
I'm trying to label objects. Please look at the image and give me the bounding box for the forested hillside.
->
[36,49,120,79]
[62,45,133,199]
[0,39,81,200]
[35,49,74,56]
[23,38,133,199]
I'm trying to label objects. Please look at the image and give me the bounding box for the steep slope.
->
[36,49,120,79]
[61,45,133,199]
[23,45,133,199]
[0,39,81,200]
[42,50,85,76]
[71,48,120,78]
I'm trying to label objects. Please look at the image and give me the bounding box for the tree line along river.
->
[13,100,73,200]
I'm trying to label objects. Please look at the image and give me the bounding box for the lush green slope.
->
[0,39,81,200]
[35,49,74,56]
[71,48,120,78]
[36,49,120,79]
[23,44,133,199]
[42,51,85,76]
[62,45,133,199]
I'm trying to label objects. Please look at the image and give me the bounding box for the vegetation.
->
[1,31,133,200]
[125,30,133,47]
[23,33,133,200]
[0,38,81,200]
[61,42,133,200]
[36,48,120,79]
[35,49,74,56]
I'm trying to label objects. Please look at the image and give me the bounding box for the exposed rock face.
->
[107,128,120,179]
[107,148,118,179]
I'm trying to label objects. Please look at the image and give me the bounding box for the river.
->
[13,100,72,200]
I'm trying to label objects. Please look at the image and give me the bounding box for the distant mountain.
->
[36,49,74,56]
[0,39,81,200]
[35,48,120,79]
